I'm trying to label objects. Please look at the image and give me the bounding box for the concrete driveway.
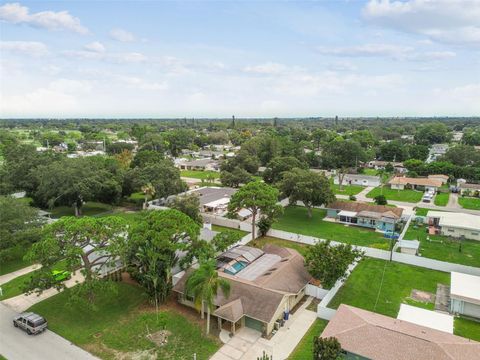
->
[0,303,98,360]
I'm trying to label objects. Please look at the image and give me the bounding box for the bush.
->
[349,195,357,201]
[374,195,387,205]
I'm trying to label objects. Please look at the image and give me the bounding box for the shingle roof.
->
[322,305,480,360]
[389,177,442,187]
[328,200,403,219]
[459,183,480,190]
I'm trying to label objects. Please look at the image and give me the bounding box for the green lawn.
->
[362,169,378,176]
[329,258,450,318]
[288,319,329,360]
[404,223,480,267]
[366,187,423,203]
[29,282,220,360]
[211,225,248,237]
[458,197,480,210]
[434,192,450,206]
[331,184,364,196]
[180,170,220,179]
[272,206,390,249]
[49,202,114,218]
[454,317,480,342]
[0,244,33,276]
[250,236,309,256]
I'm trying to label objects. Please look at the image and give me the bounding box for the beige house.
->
[322,304,480,360]
[428,174,449,185]
[427,211,480,241]
[389,176,442,192]
[173,245,312,337]
[458,182,480,195]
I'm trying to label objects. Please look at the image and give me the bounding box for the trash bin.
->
[283,311,289,320]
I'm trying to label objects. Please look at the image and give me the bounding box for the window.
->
[472,232,479,236]
[370,219,376,226]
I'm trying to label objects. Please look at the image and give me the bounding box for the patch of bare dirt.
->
[146,330,171,347]
[411,289,435,303]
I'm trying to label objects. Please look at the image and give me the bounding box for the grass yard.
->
[272,206,390,249]
[180,170,220,179]
[329,258,450,318]
[211,225,249,238]
[404,223,480,267]
[0,244,33,276]
[434,192,450,206]
[49,202,114,218]
[366,187,423,203]
[250,236,309,256]
[454,317,480,342]
[330,184,364,196]
[29,282,221,360]
[362,169,378,176]
[288,319,329,360]
[458,197,480,210]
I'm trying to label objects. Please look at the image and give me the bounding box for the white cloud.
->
[363,0,480,45]
[244,62,290,75]
[83,41,106,53]
[318,43,456,61]
[0,40,48,57]
[0,2,88,34]
[118,76,168,91]
[109,28,135,42]
[62,49,147,63]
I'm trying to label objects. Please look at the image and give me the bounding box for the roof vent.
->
[263,272,272,276]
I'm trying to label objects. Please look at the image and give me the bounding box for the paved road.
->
[0,303,98,360]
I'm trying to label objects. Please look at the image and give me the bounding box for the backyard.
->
[458,197,480,210]
[288,319,329,360]
[366,187,423,203]
[29,282,221,360]
[250,236,309,256]
[329,258,450,318]
[49,201,116,218]
[180,170,220,179]
[272,206,390,249]
[434,192,450,206]
[403,222,480,267]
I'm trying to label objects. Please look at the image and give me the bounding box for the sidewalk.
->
[2,271,85,312]
[0,264,41,286]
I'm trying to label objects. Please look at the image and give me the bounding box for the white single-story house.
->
[334,174,381,187]
[397,304,453,334]
[427,211,480,241]
[367,160,406,173]
[428,174,449,185]
[177,158,220,172]
[389,177,442,192]
[450,272,480,320]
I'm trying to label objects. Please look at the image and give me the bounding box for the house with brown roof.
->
[321,304,480,360]
[428,174,449,185]
[326,200,403,233]
[458,182,480,196]
[173,244,312,337]
[389,176,442,192]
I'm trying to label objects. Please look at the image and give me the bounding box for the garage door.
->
[245,317,263,332]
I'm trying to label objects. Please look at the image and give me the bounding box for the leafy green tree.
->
[313,336,342,360]
[105,142,134,155]
[377,140,408,162]
[130,149,165,168]
[374,195,388,205]
[263,156,308,184]
[26,216,128,304]
[415,123,451,145]
[211,230,243,252]
[279,169,334,218]
[185,259,231,335]
[220,167,253,188]
[168,193,203,224]
[305,240,363,289]
[128,210,200,304]
[442,145,480,167]
[227,181,282,240]
[0,196,43,263]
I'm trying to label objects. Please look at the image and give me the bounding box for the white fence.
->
[267,228,480,276]
[305,284,329,299]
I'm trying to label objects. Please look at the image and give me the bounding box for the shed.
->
[450,272,480,319]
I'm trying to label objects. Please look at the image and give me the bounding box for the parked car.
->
[13,312,47,335]
[52,269,71,282]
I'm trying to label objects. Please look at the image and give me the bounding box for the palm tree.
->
[185,259,230,335]
[141,183,156,210]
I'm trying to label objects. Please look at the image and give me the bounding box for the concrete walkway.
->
[0,303,98,360]
[0,265,41,286]
[2,271,85,312]
[446,192,460,209]
[210,297,318,360]
[355,186,374,201]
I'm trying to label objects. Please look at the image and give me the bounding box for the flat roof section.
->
[450,272,480,305]
[397,304,453,334]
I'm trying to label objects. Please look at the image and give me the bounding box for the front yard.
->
[0,244,33,276]
[366,187,423,203]
[288,319,329,360]
[403,223,480,267]
[180,170,220,179]
[434,192,450,206]
[330,184,364,196]
[28,282,221,360]
[272,206,390,249]
[458,197,480,210]
[328,258,450,318]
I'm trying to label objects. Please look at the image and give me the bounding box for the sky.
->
[0,0,479,118]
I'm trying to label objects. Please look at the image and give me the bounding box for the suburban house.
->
[321,304,480,360]
[389,176,442,192]
[326,200,404,233]
[173,244,312,337]
[458,182,480,196]
[367,160,406,173]
[333,174,381,187]
[450,272,480,320]
[427,143,449,163]
[428,174,449,185]
[177,158,220,171]
[426,211,480,241]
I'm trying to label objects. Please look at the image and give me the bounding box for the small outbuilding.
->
[450,272,480,320]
